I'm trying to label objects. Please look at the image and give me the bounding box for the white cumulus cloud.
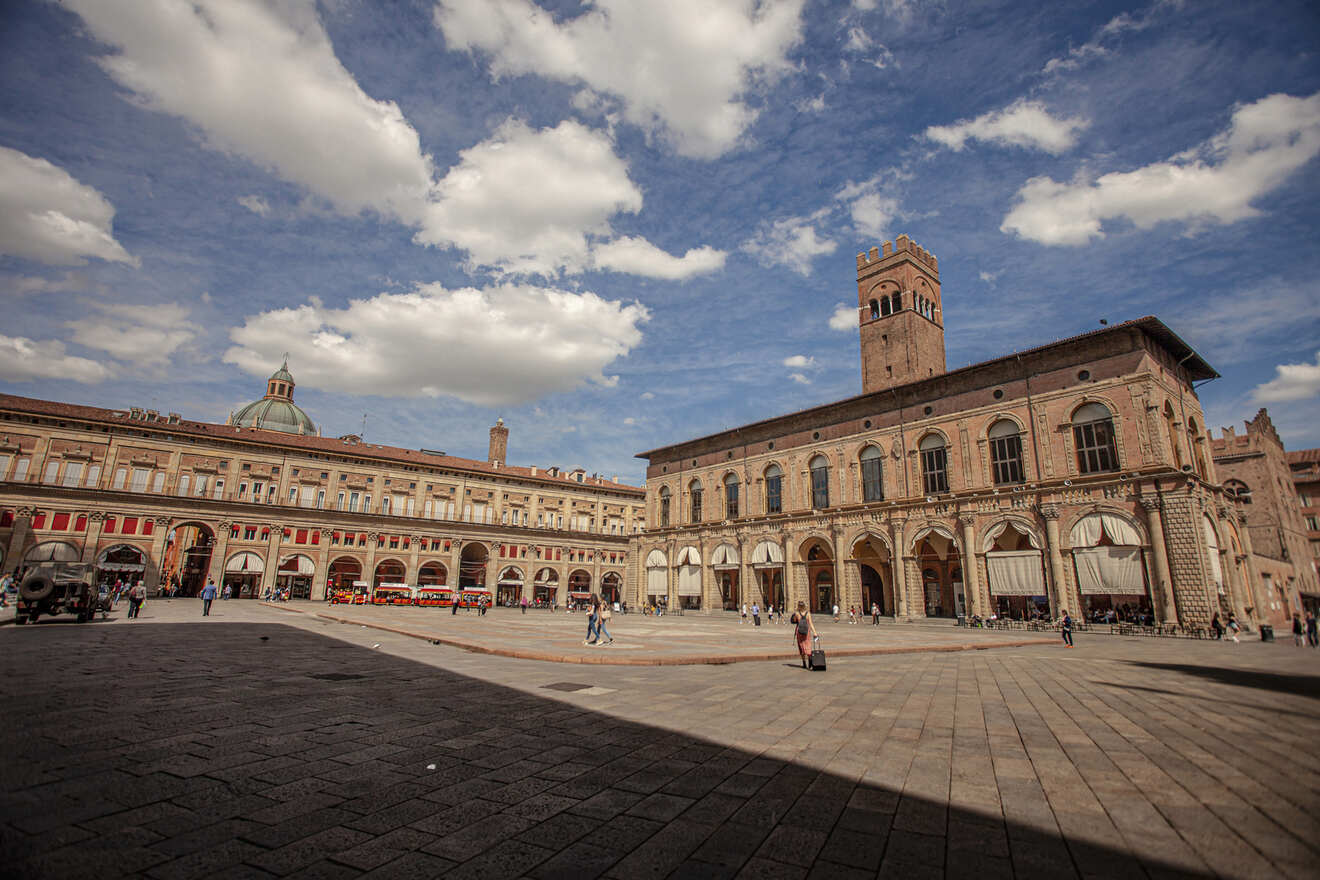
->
[1253,351,1320,403]
[67,302,196,367]
[434,0,806,159]
[224,282,649,406]
[0,147,136,267]
[591,236,726,280]
[237,195,271,216]
[782,354,816,368]
[0,335,110,383]
[924,100,1089,155]
[789,372,810,384]
[742,211,837,276]
[829,303,856,331]
[1002,91,1320,245]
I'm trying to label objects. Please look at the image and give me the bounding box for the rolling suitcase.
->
[809,636,826,671]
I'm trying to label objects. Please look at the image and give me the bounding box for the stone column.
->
[146,516,171,592]
[889,519,908,617]
[4,508,33,576]
[1217,508,1249,623]
[407,534,421,584]
[1234,511,1264,622]
[483,543,496,594]
[262,524,283,594]
[206,522,231,592]
[364,531,379,589]
[904,555,925,617]
[1139,495,1178,624]
[80,512,106,564]
[1040,505,1072,618]
[959,515,980,618]
[312,529,332,600]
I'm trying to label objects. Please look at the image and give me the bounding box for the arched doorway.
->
[418,561,447,586]
[459,543,488,589]
[711,543,739,610]
[984,522,1048,620]
[224,551,264,598]
[160,523,214,597]
[849,533,894,616]
[276,554,315,599]
[567,569,591,609]
[534,567,558,606]
[800,539,835,613]
[914,528,960,618]
[374,559,406,587]
[327,556,363,590]
[1069,513,1150,622]
[96,544,147,588]
[751,540,785,612]
[497,566,524,606]
[675,546,701,610]
[601,572,621,605]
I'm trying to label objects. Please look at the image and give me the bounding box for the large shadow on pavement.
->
[0,623,1225,879]
[1123,660,1320,699]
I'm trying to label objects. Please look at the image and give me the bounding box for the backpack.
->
[796,615,809,635]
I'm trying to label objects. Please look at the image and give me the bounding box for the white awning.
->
[1073,547,1145,594]
[1070,513,1141,547]
[1203,517,1223,592]
[647,567,666,596]
[983,521,1043,553]
[677,545,701,567]
[677,564,701,596]
[278,555,315,575]
[911,524,956,546]
[534,570,558,586]
[750,540,783,567]
[26,542,79,563]
[986,550,1046,596]
[645,549,667,568]
[711,543,739,569]
[226,551,265,573]
[498,567,524,585]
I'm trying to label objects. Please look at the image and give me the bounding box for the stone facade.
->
[1287,448,1320,614]
[0,388,644,603]
[632,243,1248,629]
[1211,412,1319,624]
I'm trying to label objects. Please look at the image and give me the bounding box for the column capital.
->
[957,514,976,530]
[16,506,36,517]
[1139,494,1162,512]
[1039,504,1061,520]
[89,511,106,522]
[154,516,171,526]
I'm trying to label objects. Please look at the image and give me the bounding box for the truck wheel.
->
[19,574,56,602]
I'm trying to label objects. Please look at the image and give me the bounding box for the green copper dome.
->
[230,361,317,435]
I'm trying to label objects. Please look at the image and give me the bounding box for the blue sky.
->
[2,0,1318,484]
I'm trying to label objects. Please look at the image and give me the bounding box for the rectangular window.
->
[765,476,782,514]
[43,460,60,483]
[244,526,257,540]
[690,488,702,522]
[238,481,248,498]
[288,487,297,503]
[726,481,739,518]
[315,489,325,509]
[1306,515,1319,531]
[363,493,371,512]
[861,457,883,502]
[301,486,314,507]
[464,504,473,522]
[253,481,265,502]
[152,472,165,493]
[13,458,31,482]
[85,464,100,487]
[921,448,949,494]
[810,467,829,509]
[52,512,70,530]
[337,491,346,510]
[0,454,10,480]
[61,462,83,488]
[446,501,455,519]
[556,515,563,529]
[425,499,433,518]
[195,475,209,496]
[130,468,150,493]
[990,435,1024,485]
[521,510,528,526]
[177,474,191,496]
[406,497,415,517]
[382,496,392,515]
[1073,420,1118,474]
[349,492,360,512]
[267,484,276,501]
[214,479,225,500]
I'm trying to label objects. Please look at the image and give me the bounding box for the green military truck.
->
[15,563,111,624]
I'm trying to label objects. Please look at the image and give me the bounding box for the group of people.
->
[1210,612,1243,642]
[583,593,613,645]
[1291,612,1318,647]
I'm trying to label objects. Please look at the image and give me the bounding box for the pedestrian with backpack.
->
[790,601,817,669]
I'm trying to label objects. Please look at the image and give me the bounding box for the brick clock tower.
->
[855,234,947,393]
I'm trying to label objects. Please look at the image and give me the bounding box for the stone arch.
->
[978,516,1044,553]
[327,556,364,591]
[275,553,316,598]
[459,542,488,589]
[980,411,1027,438]
[373,557,407,586]
[417,560,448,586]
[791,532,835,560]
[25,540,81,564]
[906,522,959,555]
[1064,507,1146,547]
[601,571,622,604]
[161,521,215,597]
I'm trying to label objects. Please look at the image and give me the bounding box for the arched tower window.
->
[919,434,948,494]
[658,486,670,528]
[1072,403,1118,474]
[891,292,901,312]
[1224,480,1252,504]
[689,478,703,523]
[880,297,891,317]
[869,299,880,319]
[764,464,783,514]
[988,419,1024,485]
[860,445,884,502]
[724,473,739,518]
[809,455,830,509]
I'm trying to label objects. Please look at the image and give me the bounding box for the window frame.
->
[860,446,884,502]
[809,456,830,509]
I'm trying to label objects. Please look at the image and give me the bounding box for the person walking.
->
[1292,614,1305,647]
[790,601,817,669]
[752,602,761,627]
[597,600,614,645]
[872,602,880,625]
[127,580,146,618]
[848,605,857,625]
[520,595,527,615]
[585,595,601,645]
[1306,611,1318,647]
[1227,613,1241,643]
[740,603,748,625]
[1060,609,1074,647]
[767,604,775,625]
[200,579,217,617]
[1210,612,1224,640]
[451,594,459,615]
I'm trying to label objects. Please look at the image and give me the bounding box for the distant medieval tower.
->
[488,418,509,466]
[855,235,947,392]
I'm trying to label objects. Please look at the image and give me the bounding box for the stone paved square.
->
[1,601,1318,879]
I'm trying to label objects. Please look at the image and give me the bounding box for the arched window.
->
[920,434,948,494]
[658,486,670,527]
[869,299,880,319]
[724,473,739,518]
[860,445,884,502]
[689,479,703,523]
[1163,402,1183,469]
[1188,417,1209,478]
[880,297,891,317]
[1072,403,1118,474]
[764,464,783,514]
[809,455,830,509]
[1224,480,1252,504]
[891,292,901,312]
[988,419,1024,485]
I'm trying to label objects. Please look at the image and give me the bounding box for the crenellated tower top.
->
[854,235,947,393]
